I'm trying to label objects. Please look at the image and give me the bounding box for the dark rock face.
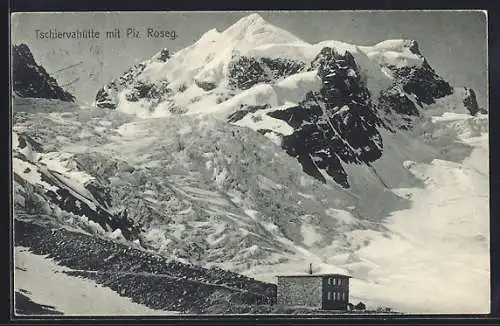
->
[463,87,480,115]
[95,63,149,109]
[156,48,171,62]
[95,87,116,109]
[404,39,423,56]
[195,79,218,91]
[228,104,269,123]
[266,48,383,187]
[17,133,44,152]
[387,60,453,106]
[226,48,387,187]
[377,88,420,130]
[12,44,75,102]
[83,179,114,209]
[15,292,63,316]
[40,174,141,240]
[125,80,171,106]
[222,45,456,187]
[14,152,140,240]
[257,128,274,135]
[261,57,306,81]
[95,50,176,110]
[374,44,454,129]
[378,88,419,116]
[227,55,305,90]
[228,56,266,90]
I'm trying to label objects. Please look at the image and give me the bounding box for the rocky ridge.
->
[12,44,75,102]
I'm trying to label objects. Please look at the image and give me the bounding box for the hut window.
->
[342,292,346,300]
[328,292,332,300]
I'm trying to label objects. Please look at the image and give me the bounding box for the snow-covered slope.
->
[15,247,178,315]
[331,112,489,314]
[13,13,489,314]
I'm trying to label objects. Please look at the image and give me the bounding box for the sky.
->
[11,11,487,108]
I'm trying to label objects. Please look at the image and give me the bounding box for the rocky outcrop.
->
[15,292,63,316]
[266,48,383,187]
[194,79,218,91]
[224,41,458,186]
[13,133,140,240]
[12,44,75,102]
[95,62,161,110]
[375,42,454,129]
[404,39,423,56]
[95,87,116,109]
[227,55,305,90]
[155,48,171,62]
[385,59,453,107]
[462,87,480,115]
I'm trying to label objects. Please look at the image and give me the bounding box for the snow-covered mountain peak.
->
[198,28,222,42]
[221,13,306,48]
[362,39,425,69]
[224,13,267,34]
[373,39,422,55]
[174,13,305,62]
[234,12,266,26]
[119,14,306,99]
[93,18,480,188]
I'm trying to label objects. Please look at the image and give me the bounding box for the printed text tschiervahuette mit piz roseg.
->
[35,28,178,40]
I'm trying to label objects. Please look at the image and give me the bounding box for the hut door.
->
[322,290,336,310]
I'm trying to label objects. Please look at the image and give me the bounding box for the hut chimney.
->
[309,263,313,275]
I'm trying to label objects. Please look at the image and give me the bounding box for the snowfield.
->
[14,247,180,316]
[348,133,489,314]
